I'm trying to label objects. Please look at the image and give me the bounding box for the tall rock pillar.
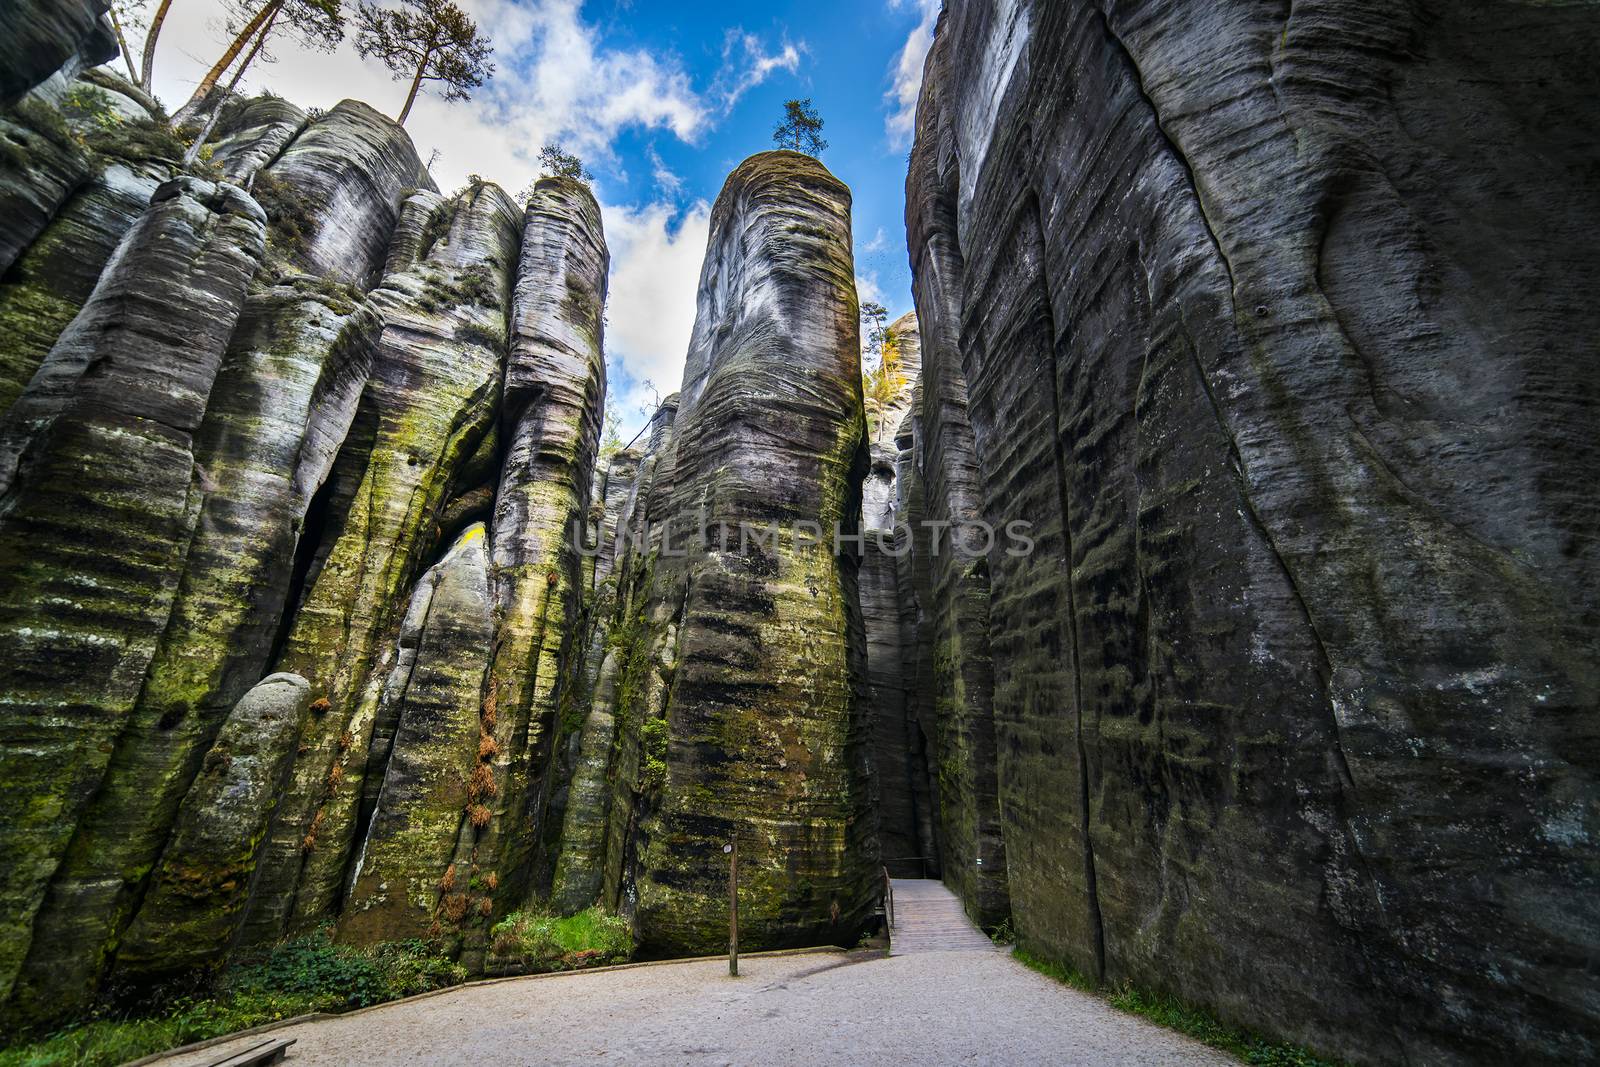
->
[625,151,877,954]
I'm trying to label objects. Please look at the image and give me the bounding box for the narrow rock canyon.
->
[0,2,1595,1064]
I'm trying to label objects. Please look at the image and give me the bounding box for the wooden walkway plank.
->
[888,878,999,954]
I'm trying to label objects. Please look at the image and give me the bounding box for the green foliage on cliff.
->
[252,170,320,257]
[1014,947,1345,1067]
[490,907,633,970]
[418,262,499,313]
[0,931,464,1067]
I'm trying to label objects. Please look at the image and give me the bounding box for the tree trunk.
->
[395,47,431,126]
[181,4,277,167]
[108,6,139,83]
[175,0,282,124]
[139,0,174,90]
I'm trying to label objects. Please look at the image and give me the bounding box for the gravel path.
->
[154,949,1237,1066]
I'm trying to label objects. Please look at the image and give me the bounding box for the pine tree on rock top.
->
[355,0,494,125]
[772,97,827,156]
[173,0,345,124]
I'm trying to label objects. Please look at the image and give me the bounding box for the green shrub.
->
[224,928,464,1009]
[85,118,186,164]
[490,907,633,970]
[454,320,505,350]
[59,86,121,131]
[418,263,500,315]
[5,98,80,154]
[0,931,464,1067]
[639,715,668,790]
[252,170,319,257]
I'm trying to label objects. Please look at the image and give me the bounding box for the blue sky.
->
[142,0,939,436]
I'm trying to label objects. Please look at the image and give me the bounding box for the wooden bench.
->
[199,1037,296,1067]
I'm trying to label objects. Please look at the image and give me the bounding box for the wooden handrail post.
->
[727,838,739,977]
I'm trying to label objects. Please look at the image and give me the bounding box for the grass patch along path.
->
[1014,947,1346,1067]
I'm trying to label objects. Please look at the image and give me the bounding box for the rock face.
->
[0,175,266,1008]
[3,96,431,1020]
[209,95,309,183]
[903,2,1600,1063]
[0,156,170,414]
[258,100,432,287]
[0,103,97,280]
[864,311,922,448]
[239,180,516,949]
[0,0,115,106]
[342,527,493,942]
[0,76,538,1027]
[611,152,878,955]
[478,177,608,918]
[5,13,1589,1059]
[113,674,311,980]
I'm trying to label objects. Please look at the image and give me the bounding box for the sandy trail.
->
[153,946,1236,1066]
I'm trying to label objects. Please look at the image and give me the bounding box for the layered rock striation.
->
[608,152,878,954]
[6,8,1591,1061]
[0,57,623,1024]
[900,2,1600,1064]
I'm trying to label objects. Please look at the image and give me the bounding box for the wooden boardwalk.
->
[888,878,999,954]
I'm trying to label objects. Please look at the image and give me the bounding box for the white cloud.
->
[856,272,885,308]
[715,30,803,111]
[885,0,939,149]
[859,227,889,255]
[143,0,718,190]
[603,200,712,435]
[647,147,683,198]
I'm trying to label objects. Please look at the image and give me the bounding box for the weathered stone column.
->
[624,151,878,955]
[0,176,265,1011]
[341,526,493,943]
[477,177,608,913]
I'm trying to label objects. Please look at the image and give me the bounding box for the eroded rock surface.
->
[240,181,517,948]
[0,176,266,1008]
[257,100,431,288]
[473,177,608,926]
[114,674,311,980]
[342,527,493,942]
[615,152,878,955]
[904,3,1600,1063]
[0,0,114,107]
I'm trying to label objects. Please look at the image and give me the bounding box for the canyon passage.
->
[0,1,1597,1065]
